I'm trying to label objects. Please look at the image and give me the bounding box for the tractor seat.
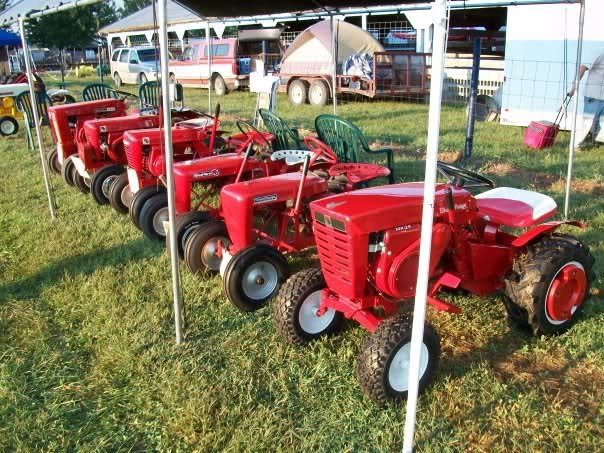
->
[475,187,557,228]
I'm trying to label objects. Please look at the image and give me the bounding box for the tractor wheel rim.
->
[153,207,169,236]
[121,185,134,207]
[241,261,278,300]
[298,290,335,334]
[201,236,230,271]
[1,120,15,135]
[545,261,587,325]
[388,342,429,392]
[102,175,118,198]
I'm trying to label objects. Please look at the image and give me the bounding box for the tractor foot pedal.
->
[428,273,462,314]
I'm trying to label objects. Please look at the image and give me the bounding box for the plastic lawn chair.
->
[15,90,53,152]
[82,83,118,101]
[139,80,160,108]
[258,108,304,151]
[315,114,395,183]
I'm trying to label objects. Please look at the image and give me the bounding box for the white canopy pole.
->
[18,17,57,220]
[402,0,448,451]
[330,15,337,115]
[564,0,585,220]
[206,21,212,113]
[158,0,185,344]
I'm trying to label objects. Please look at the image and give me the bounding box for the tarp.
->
[0,29,21,46]
[279,19,384,76]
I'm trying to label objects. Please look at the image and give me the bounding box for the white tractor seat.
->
[271,149,316,166]
[475,187,557,228]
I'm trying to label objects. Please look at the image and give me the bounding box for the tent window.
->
[204,44,229,57]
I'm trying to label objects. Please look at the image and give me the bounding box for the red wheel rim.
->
[545,261,587,324]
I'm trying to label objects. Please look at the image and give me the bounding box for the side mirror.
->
[173,83,184,102]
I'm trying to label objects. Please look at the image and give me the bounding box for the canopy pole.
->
[564,0,585,220]
[330,15,337,115]
[18,17,57,220]
[402,0,448,451]
[206,21,212,113]
[158,0,184,344]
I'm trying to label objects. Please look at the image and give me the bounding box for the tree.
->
[120,0,152,18]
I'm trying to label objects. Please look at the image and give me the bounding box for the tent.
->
[279,19,384,76]
[0,29,21,46]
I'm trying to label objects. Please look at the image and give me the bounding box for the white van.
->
[110,46,160,87]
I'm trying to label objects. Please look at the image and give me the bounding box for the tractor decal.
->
[94,107,117,113]
[193,169,220,178]
[254,194,278,205]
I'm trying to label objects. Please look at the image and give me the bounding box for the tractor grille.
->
[314,220,353,285]
[124,141,133,164]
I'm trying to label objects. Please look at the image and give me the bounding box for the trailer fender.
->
[512,220,586,248]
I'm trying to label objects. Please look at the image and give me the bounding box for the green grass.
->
[0,76,602,451]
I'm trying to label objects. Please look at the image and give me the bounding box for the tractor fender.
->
[511,220,586,248]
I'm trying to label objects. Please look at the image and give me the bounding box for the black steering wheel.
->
[187,109,214,120]
[436,161,495,188]
[109,88,139,102]
[236,120,272,150]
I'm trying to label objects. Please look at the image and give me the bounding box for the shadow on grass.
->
[0,238,162,302]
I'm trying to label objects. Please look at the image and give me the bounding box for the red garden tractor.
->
[187,136,391,312]
[133,120,276,242]
[272,161,595,405]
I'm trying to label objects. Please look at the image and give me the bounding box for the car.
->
[110,46,162,87]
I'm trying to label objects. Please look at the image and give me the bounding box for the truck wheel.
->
[273,268,343,345]
[0,116,18,136]
[139,193,169,241]
[288,80,307,106]
[129,185,166,229]
[113,72,122,88]
[504,234,594,336]
[46,149,61,174]
[184,219,231,273]
[90,164,124,205]
[356,314,441,405]
[213,75,228,96]
[61,155,77,187]
[73,170,91,194]
[308,80,329,106]
[170,211,213,260]
[222,244,289,312]
[108,173,133,214]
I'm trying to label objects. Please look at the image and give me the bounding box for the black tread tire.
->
[288,79,307,106]
[183,219,230,273]
[273,267,344,345]
[139,193,169,241]
[222,244,289,312]
[129,185,166,229]
[308,80,329,107]
[46,149,61,174]
[213,75,228,96]
[170,211,213,260]
[0,116,18,136]
[61,155,76,187]
[108,173,132,214]
[504,234,594,336]
[356,314,441,405]
[73,170,90,194]
[90,164,125,205]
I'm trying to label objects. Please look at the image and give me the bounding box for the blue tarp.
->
[0,29,20,46]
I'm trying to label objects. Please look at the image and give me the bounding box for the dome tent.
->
[279,19,384,76]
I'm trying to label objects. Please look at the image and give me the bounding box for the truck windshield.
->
[137,49,158,62]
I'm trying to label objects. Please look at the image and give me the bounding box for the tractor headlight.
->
[2,97,14,108]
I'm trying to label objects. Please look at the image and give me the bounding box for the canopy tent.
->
[0,29,21,46]
[279,19,384,76]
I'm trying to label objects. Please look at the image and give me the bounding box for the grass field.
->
[0,77,602,451]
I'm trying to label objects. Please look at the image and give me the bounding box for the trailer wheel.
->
[0,116,18,136]
[273,267,343,345]
[223,244,289,312]
[90,164,124,205]
[108,173,133,214]
[170,211,213,260]
[139,193,169,241]
[184,219,231,273]
[129,185,166,229]
[288,80,307,106]
[308,80,329,106]
[504,234,594,336]
[61,155,77,187]
[46,149,61,174]
[356,314,441,405]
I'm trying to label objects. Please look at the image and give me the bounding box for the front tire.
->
[170,211,213,260]
[273,268,343,345]
[213,75,228,96]
[139,193,169,241]
[46,149,61,174]
[129,185,166,229]
[222,244,289,312]
[61,155,76,187]
[108,173,133,214]
[73,170,91,194]
[356,314,441,405]
[0,116,18,136]
[90,164,124,205]
[183,219,230,273]
[504,234,594,336]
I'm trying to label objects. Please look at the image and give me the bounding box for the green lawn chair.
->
[15,90,53,151]
[315,114,395,184]
[82,83,118,101]
[139,80,160,108]
[258,108,304,151]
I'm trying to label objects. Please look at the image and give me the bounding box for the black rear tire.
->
[129,184,166,229]
[273,267,343,345]
[169,211,213,260]
[90,164,125,205]
[183,219,230,273]
[222,244,289,312]
[0,116,18,136]
[61,155,76,187]
[139,193,169,241]
[108,173,132,214]
[356,314,441,405]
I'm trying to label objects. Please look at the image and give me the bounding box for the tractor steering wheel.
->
[109,88,140,102]
[303,136,338,166]
[436,161,495,188]
[187,109,214,120]
[236,120,272,150]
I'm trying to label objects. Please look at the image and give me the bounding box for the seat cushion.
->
[475,187,557,228]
